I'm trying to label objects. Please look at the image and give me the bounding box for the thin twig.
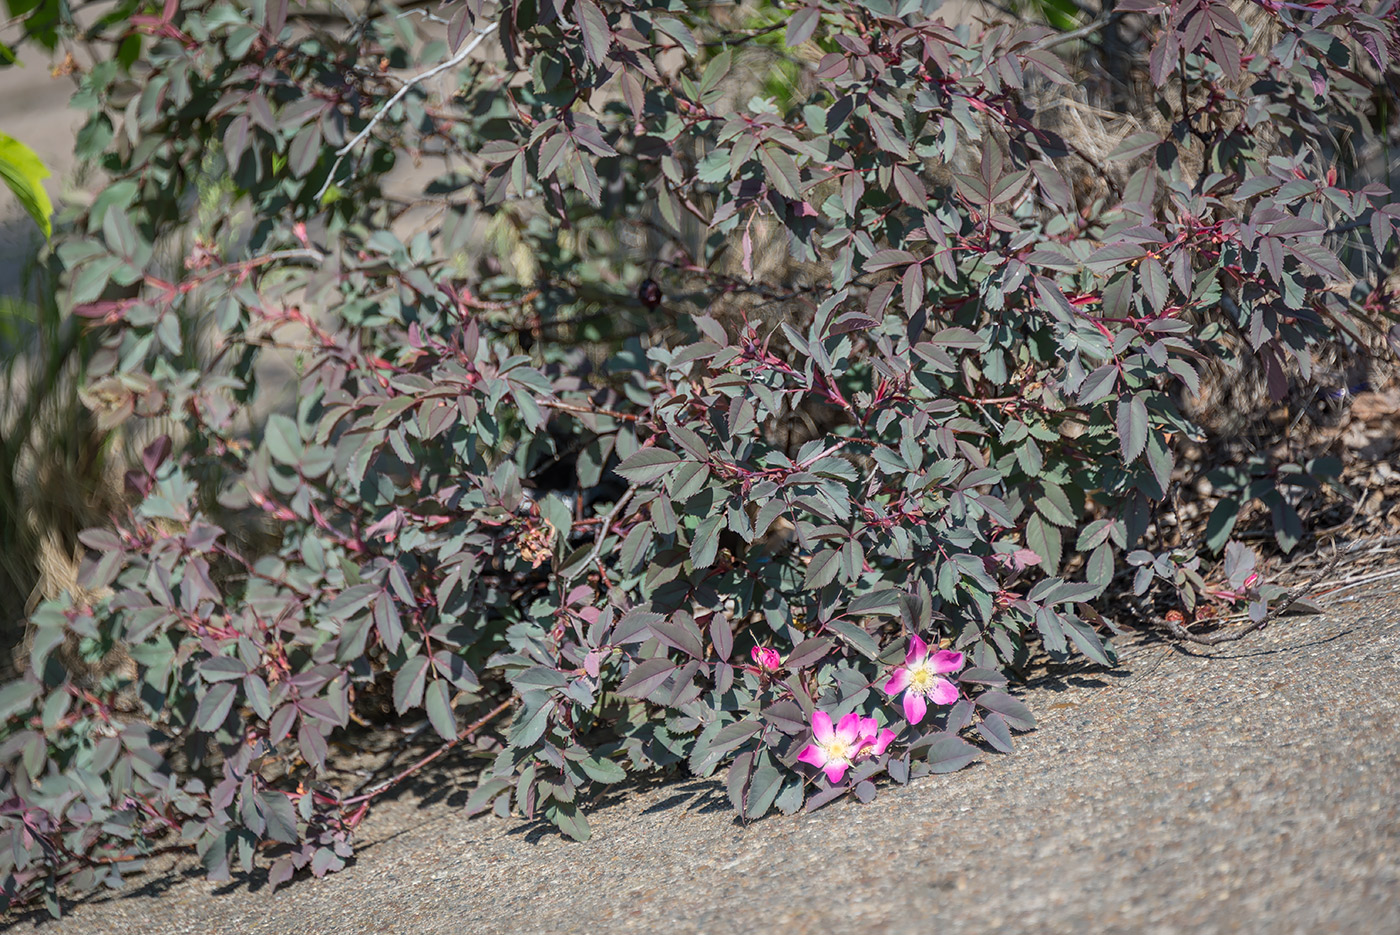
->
[541,399,643,423]
[1034,14,1114,50]
[316,23,500,201]
[340,698,513,808]
[581,488,637,572]
[1314,567,1400,601]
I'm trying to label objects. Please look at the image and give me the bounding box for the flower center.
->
[908,664,937,695]
[821,738,853,763]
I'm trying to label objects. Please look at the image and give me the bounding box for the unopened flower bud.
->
[751,646,782,672]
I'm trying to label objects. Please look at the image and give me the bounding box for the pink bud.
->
[1244,572,1260,589]
[750,646,782,672]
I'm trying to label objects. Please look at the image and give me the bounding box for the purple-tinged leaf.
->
[575,0,611,65]
[393,656,429,714]
[978,711,1014,752]
[975,691,1036,730]
[615,448,683,484]
[926,733,979,773]
[616,658,675,698]
[786,7,820,47]
[1117,395,1149,464]
[424,680,457,741]
[195,682,237,731]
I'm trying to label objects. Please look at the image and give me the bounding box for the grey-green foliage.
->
[0,0,1396,916]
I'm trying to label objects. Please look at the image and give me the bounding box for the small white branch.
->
[315,22,500,201]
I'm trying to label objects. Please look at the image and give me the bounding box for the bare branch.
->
[315,22,500,201]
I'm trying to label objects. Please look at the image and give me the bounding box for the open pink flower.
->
[856,717,896,759]
[797,711,897,783]
[750,646,782,672]
[884,635,963,725]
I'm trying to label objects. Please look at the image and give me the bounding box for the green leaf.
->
[576,0,611,66]
[846,588,902,616]
[264,413,303,465]
[1117,395,1149,464]
[759,144,802,200]
[464,778,513,816]
[1026,513,1063,574]
[0,680,40,721]
[1204,498,1239,553]
[0,132,53,238]
[868,114,910,159]
[689,514,724,570]
[615,448,683,484]
[804,548,840,589]
[616,658,674,698]
[926,733,979,773]
[550,801,592,842]
[827,620,879,659]
[744,752,785,819]
[580,755,627,784]
[195,682,237,730]
[393,655,429,714]
[424,679,457,741]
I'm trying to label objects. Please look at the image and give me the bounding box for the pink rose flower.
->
[883,635,963,725]
[797,711,897,783]
[750,646,782,672]
[856,716,896,759]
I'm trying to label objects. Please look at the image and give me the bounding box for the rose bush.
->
[0,0,1395,915]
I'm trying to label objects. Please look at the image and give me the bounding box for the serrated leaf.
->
[465,778,513,816]
[424,679,457,741]
[576,0,611,65]
[580,756,627,784]
[195,682,237,730]
[827,620,879,659]
[805,549,840,589]
[926,734,979,773]
[616,658,675,698]
[974,691,1036,730]
[392,655,429,714]
[551,802,592,842]
[1117,395,1149,464]
[615,448,683,484]
[264,413,303,465]
[978,711,1014,752]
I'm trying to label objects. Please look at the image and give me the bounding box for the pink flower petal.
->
[823,760,849,783]
[884,667,912,696]
[868,728,896,757]
[797,744,827,769]
[835,711,862,745]
[929,677,959,706]
[902,690,928,725]
[931,649,965,674]
[811,709,834,744]
[905,633,929,666]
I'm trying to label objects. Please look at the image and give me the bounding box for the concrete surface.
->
[9,585,1399,934]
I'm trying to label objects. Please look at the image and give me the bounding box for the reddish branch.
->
[340,698,514,818]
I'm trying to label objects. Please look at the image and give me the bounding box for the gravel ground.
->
[10,585,1399,935]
